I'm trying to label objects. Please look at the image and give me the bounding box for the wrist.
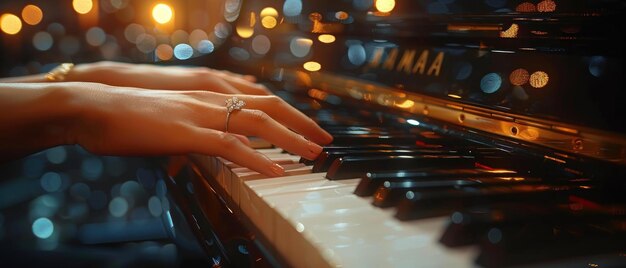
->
[37,83,86,146]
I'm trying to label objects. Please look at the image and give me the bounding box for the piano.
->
[162,0,626,267]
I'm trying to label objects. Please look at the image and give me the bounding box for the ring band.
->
[225,96,245,132]
[45,63,74,82]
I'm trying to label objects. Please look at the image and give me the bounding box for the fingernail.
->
[270,163,285,176]
[322,132,334,144]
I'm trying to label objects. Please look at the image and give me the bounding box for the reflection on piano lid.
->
[169,0,626,267]
[204,0,626,165]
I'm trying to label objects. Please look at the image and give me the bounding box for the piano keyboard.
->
[191,149,479,267]
[184,96,626,267]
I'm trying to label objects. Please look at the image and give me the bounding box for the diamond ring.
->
[225,96,245,132]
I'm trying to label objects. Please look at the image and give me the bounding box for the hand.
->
[65,82,332,177]
[66,61,271,95]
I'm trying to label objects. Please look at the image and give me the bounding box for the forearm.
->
[0,83,79,161]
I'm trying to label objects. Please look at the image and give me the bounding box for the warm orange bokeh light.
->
[152,3,173,24]
[156,44,173,60]
[73,0,94,14]
[22,5,43,25]
[0,13,22,35]
[375,0,396,13]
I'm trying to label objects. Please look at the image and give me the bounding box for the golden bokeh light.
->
[261,16,277,29]
[395,99,415,109]
[500,23,519,38]
[529,71,549,88]
[0,14,22,35]
[260,7,279,18]
[73,0,94,15]
[303,61,322,72]
[318,34,336,43]
[152,3,173,24]
[375,0,396,13]
[236,25,254,38]
[22,5,43,26]
[317,34,335,44]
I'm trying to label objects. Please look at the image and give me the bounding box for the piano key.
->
[371,176,542,208]
[325,155,480,180]
[243,172,478,267]
[395,183,596,220]
[313,147,506,173]
[354,168,518,196]
[440,203,626,247]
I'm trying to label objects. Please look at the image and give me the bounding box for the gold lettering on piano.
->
[367,47,445,77]
[412,50,429,74]
[427,52,444,76]
[382,48,398,70]
[396,49,416,73]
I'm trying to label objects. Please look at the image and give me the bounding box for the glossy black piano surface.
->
[2,0,626,267]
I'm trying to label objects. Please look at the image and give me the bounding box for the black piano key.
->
[440,203,626,247]
[312,148,502,173]
[371,176,542,208]
[354,168,518,196]
[325,154,480,180]
[475,220,626,267]
[329,134,423,146]
[394,182,596,220]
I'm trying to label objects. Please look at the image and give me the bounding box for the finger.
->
[215,69,257,83]
[237,95,333,145]
[232,134,251,146]
[213,74,271,95]
[189,128,284,177]
[189,93,333,145]
[204,77,243,94]
[227,109,324,160]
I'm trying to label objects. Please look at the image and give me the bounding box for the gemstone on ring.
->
[226,96,246,112]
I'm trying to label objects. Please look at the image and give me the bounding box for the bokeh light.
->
[261,16,278,29]
[318,34,336,43]
[22,5,43,26]
[32,217,54,239]
[73,0,94,15]
[152,3,173,24]
[197,40,215,54]
[156,44,173,60]
[173,43,194,60]
[303,61,322,72]
[86,27,106,46]
[375,0,396,13]
[33,32,54,51]
[1,14,22,35]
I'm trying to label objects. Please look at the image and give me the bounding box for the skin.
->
[0,61,333,177]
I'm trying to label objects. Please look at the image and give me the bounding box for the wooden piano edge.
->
[184,154,291,268]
